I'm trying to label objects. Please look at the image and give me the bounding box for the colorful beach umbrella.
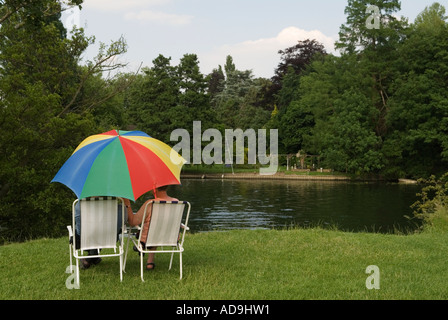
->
[51,130,186,201]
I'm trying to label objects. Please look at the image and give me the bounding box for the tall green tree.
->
[336,0,403,53]
[125,55,179,142]
[177,53,215,130]
[125,54,215,142]
[298,53,383,173]
[208,66,225,107]
[269,39,327,154]
[336,0,407,138]
[384,2,448,178]
[0,0,127,242]
[272,39,327,108]
[317,89,383,173]
[290,0,408,174]
[211,55,268,129]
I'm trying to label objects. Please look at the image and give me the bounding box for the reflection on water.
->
[169,179,422,233]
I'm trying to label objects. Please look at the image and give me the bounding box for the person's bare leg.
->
[146,247,156,270]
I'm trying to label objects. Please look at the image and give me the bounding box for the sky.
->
[63,0,443,79]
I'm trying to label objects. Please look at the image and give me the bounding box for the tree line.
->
[1,0,447,241]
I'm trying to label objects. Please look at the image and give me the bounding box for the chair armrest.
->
[180,223,190,231]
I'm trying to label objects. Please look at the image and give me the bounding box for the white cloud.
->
[199,26,337,78]
[82,0,192,26]
[124,10,193,26]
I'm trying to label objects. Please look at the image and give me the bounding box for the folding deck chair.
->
[124,200,191,282]
[67,197,126,287]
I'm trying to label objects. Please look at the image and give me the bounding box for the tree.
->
[0,0,128,242]
[336,0,404,54]
[414,2,447,28]
[234,78,271,130]
[384,3,448,178]
[90,72,135,130]
[278,100,314,155]
[298,1,447,178]
[272,39,327,107]
[125,53,216,143]
[125,55,179,142]
[318,89,384,173]
[270,39,327,155]
[177,53,215,130]
[0,0,83,37]
[208,66,225,106]
[211,55,266,128]
[295,52,383,173]
[336,0,408,139]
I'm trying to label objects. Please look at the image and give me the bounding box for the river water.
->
[169,179,422,234]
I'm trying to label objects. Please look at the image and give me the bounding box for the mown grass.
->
[1,223,447,300]
[181,164,344,176]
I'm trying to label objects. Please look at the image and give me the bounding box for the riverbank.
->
[181,172,419,183]
[181,172,351,181]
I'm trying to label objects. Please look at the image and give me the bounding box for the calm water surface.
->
[169,179,422,233]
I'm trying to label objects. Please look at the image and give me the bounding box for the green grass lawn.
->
[181,164,344,176]
[1,224,447,300]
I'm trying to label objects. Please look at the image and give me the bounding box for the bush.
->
[411,172,448,231]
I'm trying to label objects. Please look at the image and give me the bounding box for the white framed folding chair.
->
[124,200,191,282]
[67,196,126,288]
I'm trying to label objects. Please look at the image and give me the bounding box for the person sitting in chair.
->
[123,185,178,270]
[74,198,126,269]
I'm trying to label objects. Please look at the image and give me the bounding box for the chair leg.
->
[169,251,174,270]
[68,244,73,273]
[140,251,145,282]
[123,237,130,272]
[119,253,123,282]
[179,252,182,280]
[75,258,80,287]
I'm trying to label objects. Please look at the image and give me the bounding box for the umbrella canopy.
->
[51,130,186,201]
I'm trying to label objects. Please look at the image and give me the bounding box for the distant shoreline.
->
[181,172,351,181]
[181,172,419,183]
